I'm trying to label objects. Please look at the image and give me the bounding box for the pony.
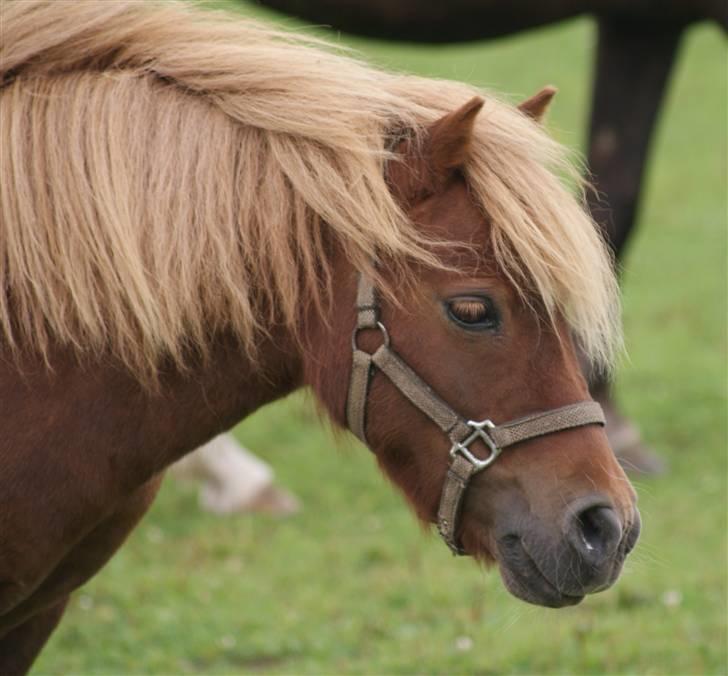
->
[0,1,639,670]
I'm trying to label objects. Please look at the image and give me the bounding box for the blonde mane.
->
[0,0,620,379]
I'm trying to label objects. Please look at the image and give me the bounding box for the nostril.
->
[578,508,602,552]
[570,504,623,562]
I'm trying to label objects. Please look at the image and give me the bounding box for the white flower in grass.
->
[662,589,682,607]
[455,635,473,652]
[219,634,236,649]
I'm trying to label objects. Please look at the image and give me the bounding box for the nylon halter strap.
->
[346,273,606,555]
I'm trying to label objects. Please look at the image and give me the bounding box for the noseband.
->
[346,273,606,555]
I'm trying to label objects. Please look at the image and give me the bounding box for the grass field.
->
[34,2,727,674]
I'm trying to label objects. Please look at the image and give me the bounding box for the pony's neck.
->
[140,329,304,475]
[1,328,303,496]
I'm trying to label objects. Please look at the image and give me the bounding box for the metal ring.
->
[352,321,390,352]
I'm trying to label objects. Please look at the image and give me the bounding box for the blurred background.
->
[36,1,726,673]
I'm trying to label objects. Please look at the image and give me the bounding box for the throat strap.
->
[345,273,605,555]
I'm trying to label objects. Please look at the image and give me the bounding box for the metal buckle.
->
[449,419,501,471]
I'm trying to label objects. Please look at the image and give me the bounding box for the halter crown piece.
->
[346,273,606,555]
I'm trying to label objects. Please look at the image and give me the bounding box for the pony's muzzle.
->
[494,494,640,606]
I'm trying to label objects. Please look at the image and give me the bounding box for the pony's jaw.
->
[496,539,586,608]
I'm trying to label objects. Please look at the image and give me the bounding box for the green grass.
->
[34,4,727,674]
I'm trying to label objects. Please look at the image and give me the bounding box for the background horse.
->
[0,1,637,671]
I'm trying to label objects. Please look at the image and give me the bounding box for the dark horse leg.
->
[0,598,69,676]
[584,15,684,473]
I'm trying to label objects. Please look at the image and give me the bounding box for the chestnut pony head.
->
[307,92,639,608]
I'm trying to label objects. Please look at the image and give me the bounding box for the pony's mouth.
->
[496,535,585,608]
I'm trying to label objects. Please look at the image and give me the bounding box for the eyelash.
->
[445,296,500,331]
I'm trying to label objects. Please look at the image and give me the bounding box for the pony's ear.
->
[425,96,485,176]
[518,86,557,123]
[387,96,484,205]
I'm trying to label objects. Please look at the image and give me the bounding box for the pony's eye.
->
[446,296,499,330]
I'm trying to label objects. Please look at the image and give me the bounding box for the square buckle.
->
[449,419,501,471]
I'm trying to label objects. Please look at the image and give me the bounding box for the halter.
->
[346,273,605,555]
